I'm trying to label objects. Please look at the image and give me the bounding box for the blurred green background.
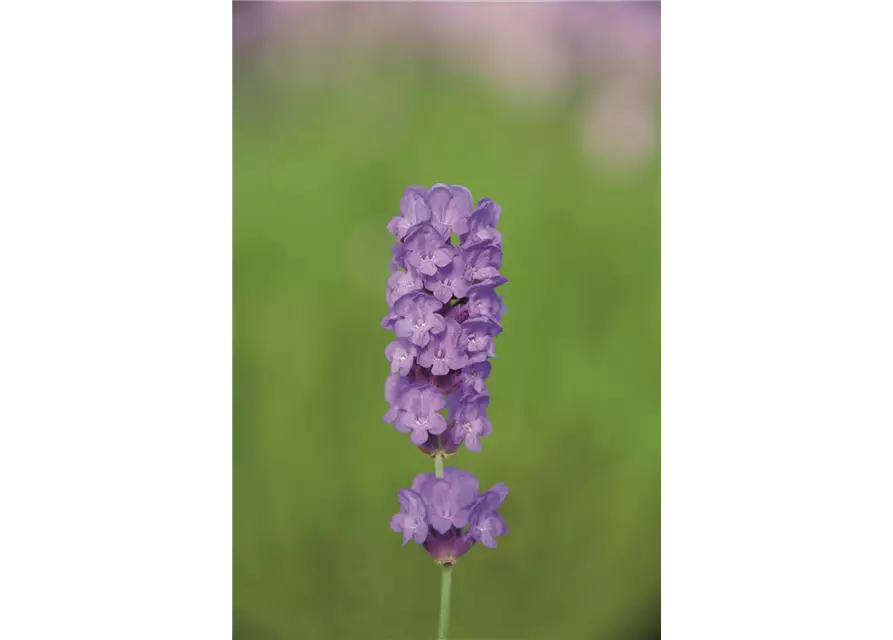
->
[234,4,659,639]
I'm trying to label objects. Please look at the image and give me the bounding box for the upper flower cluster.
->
[382,184,507,455]
[390,467,509,565]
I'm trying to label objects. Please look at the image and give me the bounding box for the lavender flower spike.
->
[383,185,507,454]
[382,184,509,640]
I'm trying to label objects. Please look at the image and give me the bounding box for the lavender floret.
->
[392,291,447,348]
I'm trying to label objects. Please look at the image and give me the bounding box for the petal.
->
[393,317,414,339]
[453,508,471,530]
[409,426,429,445]
[450,214,470,236]
[427,185,452,215]
[412,472,436,495]
[428,413,448,435]
[400,188,431,223]
[449,353,469,371]
[420,294,445,313]
[417,348,433,369]
[428,314,446,334]
[405,252,422,270]
[488,483,509,503]
[394,421,411,434]
[410,329,430,348]
[433,284,452,304]
[413,525,429,545]
[479,530,497,549]
[433,248,453,268]
[451,278,470,299]
[466,351,488,364]
[429,514,452,535]
[386,215,404,236]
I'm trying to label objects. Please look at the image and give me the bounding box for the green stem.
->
[438,563,452,640]
[434,451,445,479]
[434,452,451,639]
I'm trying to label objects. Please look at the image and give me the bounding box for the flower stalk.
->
[383,184,509,639]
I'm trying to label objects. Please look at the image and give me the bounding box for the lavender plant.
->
[383,184,509,639]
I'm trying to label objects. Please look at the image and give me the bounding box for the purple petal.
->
[434,248,454,268]
[429,314,446,335]
[417,259,438,277]
[427,185,452,218]
[413,525,429,544]
[412,472,436,495]
[427,413,447,435]
[431,282,453,304]
[409,427,429,445]
[400,187,430,220]
[431,359,449,376]
[393,317,415,341]
[488,482,510,504]
[386,215,404,236]
[385,339,417,376]
[451,277,471,300]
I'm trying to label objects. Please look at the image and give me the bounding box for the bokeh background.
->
[233,3,660,639]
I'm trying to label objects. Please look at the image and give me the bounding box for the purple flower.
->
[403,223,455,277]
[427,184,474,239]
[387,187,432,240]
[425,252,470,304]
[389,243,406,273]
[418,318,469,376]
[461,198,503,247]
[393,292,447,347]
[461,242,503,284]
[458,360,492,395]
[386,270,424,307]
[467,279,507,321]
[415,467,479,533]
[462,317,503,363]
[390,489,429,545]
[451,394,493,452]
[385,339,418,376]
[391,469,508,561]
[467,487,509,548]
[383,374,412,424]
[394,384,448,445]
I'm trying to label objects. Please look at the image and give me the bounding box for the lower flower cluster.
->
[390,467,509,565]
